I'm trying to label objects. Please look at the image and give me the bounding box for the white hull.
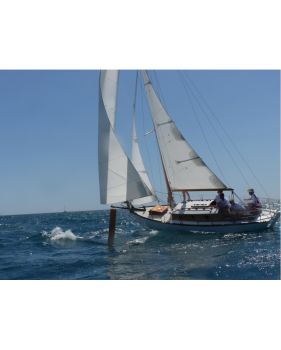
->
[131,207,279,234]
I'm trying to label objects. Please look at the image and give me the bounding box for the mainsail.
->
[131,112,156,205]
[98,70,153,204]
[142,70,228,191]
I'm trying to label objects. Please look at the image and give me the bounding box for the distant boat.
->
[98,70,280,233]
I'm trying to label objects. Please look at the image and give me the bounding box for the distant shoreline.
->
[0,209,108,217]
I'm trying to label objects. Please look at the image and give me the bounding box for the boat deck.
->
[133,200,276,226]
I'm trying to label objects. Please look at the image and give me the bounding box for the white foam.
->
[42,226,78,241]
[128,236,149,245]
[149,229,159,235]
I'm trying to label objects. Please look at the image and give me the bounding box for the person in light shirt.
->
[210,189,224,206]
[216,192,230,214]
[245,188,262,216]
[229,199,245,214]
[247,188,262,208]
[210,190,231,214]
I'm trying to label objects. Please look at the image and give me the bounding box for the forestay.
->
[142,70,228,191]
[98,70,153,204]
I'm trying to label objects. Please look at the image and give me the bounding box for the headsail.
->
[142,70,228,191]
[131,113,156,205]
[99,70,118,127]
[98,70,153,204]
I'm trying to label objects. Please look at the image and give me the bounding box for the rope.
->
[182,71,270,198]
[180,71,251,189]
[177,71,230,187]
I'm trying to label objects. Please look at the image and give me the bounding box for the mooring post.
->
[108,208,117,246]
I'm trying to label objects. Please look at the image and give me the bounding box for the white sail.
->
[131,113,156,205]
[98,70,153,204]
[142,70,228,191]
[99,70,118,127]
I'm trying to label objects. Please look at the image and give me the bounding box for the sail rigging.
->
[142,70,229,192]
[98,70,153,204]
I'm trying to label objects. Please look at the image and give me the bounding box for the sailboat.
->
[98,70,280,234]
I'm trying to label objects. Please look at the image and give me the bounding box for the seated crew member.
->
[245,188,262,215]
[217,193,230,214]
[210,189,223,206]
[247,188,262,208]
[229,199,246,214]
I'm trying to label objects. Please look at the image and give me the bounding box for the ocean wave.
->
[42,227,78,241]
[127,230,159,245]
[149,229,159,235]
[127,236,149,245]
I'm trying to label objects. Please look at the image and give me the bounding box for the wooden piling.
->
[108,208,117,246]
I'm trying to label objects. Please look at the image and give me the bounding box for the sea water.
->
[0,210,279,279]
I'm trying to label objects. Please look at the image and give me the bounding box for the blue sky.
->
[0,70,279,215]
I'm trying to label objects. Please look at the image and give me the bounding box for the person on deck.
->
[245,188,262,214]
[216,192,230,214]
[229,199,245,214]
[247,189,261,207]
[210,189,223,206]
